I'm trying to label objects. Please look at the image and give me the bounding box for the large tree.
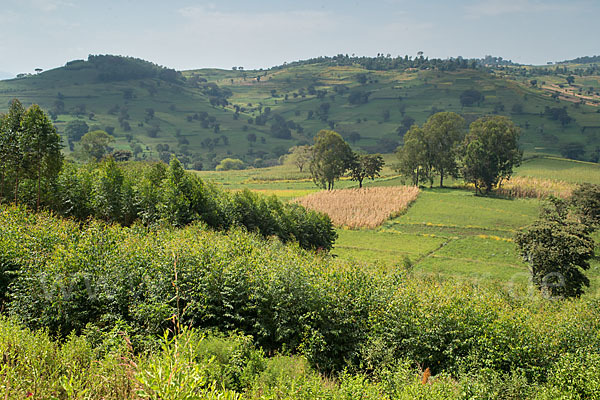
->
[462,115,522,194]
[423,112,465,187]
[310,130,354,190]
[20,105,63,211]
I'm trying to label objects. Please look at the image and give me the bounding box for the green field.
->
[194,155,600,289]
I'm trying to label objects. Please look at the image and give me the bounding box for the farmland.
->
[194,155,600,290]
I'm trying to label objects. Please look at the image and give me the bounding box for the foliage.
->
[459,89,484,106]
[395,125,429,186]
[216,158,245,171]
[78,130,114,161]
[570,183,600,229]
[0,99,63,207]
[395,112,464,187]
[422,112,465,187]
[2,205,600,396]
[309,130,354,190]
[0,158,335,251]
[349,153,385,188]
[64,119,89,142]
[462,115,522,194]
[284,145,313,172]
[515,197,595,298]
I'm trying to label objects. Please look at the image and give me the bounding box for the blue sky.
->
[0,0,598,77]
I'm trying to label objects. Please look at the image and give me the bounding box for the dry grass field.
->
[294,186,420,229]
[497,176,576,199]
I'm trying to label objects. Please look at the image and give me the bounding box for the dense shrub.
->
[3,206,600,388]
[4,157,336,251]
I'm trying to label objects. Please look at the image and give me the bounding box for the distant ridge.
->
[558,55,600,64]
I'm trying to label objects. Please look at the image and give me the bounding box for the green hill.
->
[1,54,599,169]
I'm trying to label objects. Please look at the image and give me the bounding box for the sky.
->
[0,0,598,77]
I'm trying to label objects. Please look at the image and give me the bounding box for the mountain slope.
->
[1,54,599,169]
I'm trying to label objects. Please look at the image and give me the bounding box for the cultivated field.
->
[294,186,420,229]
[496,176,575,199]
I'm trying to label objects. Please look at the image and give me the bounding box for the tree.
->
[422,112,465,187]
[310,130,354,190]
[20,104,63,211]
[216,158,244,171]
[0,99,25,202]
[460,89,484,107]
[570,183,600,229]
[566,75,575,85]
[79,130,114,161]
[349,153,384,188]
[395,125,429,186]
[561,142,585,161]
[515,198,594,299]
[64,120,89,142]
[462,116,522,194]
[286,145,313,172]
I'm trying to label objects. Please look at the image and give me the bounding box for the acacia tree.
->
[395,125,430,186]
[462,115,522,194]
[423,112,465,187]
[21,105,63,211]
[349,153,384,188]
[310,130,354,190]
[516,198,594,299]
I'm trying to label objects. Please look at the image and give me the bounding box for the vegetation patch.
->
[497,176,576,199]
[295,186,420,229]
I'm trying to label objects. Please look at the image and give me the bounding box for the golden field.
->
[497,176,576,199]
[294,186,420,229]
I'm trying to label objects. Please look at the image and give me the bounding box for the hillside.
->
[1,54,599,169]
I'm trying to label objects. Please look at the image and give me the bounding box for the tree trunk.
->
[440,170,444,188]
[358,178,363,188]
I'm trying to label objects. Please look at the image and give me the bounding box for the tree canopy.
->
[395,112,464,187]
[462,115,522,194]
[349,153,385,188]
[516,198,594,299]
[310,130,354,190]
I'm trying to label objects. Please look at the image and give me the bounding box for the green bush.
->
[9,157,336,251]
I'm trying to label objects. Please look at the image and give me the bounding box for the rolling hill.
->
[1,54,599,169]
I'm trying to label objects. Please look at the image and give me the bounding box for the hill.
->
[1,54,599,169]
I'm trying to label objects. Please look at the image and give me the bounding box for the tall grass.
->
[294,186,420,229]
[497,176,575,199]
